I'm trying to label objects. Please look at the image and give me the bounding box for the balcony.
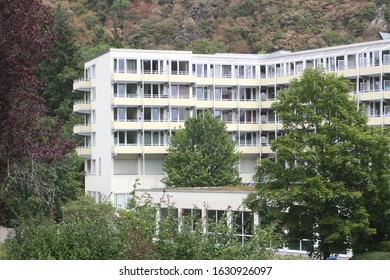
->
[112,120,142,130]
[76,146,91,158]
[73,124,92,135]
[73,100,91,113]
[112,145,168,155]
[73,78,91,91]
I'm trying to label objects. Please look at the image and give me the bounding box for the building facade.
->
[73,39,390,208]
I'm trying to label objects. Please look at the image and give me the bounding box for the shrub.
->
[350,251,390,260]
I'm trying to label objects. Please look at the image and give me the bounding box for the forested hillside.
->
[43,0,390,53]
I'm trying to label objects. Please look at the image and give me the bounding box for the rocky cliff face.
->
[45,0,390,53]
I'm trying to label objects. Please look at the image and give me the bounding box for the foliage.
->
[248,68,390,259]
[0,152,84,225]
[38,3,83,123]
[1,190,281,260]
[349,251,390,260]
[58,0,389,53]
[0,0,78,225]
[369,241,390,253]
[162,112,241,187]
[0,0,76,162]
[1,196,121,260]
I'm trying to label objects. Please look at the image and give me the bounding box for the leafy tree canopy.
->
[246,68,390,259]
[162,112,241,187]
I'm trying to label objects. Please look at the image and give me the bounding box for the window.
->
[222,110,234,123]
[113,83,138,97]
[179,61,189,75]
[143,60,151,73]
[143,107,164,122]
[171,108,189,122]
[143,131,165,146]
[91,110,96,123]
[91,159,96,174]
[181,209,202,231]
[114,193,133,209]
[194,64,207,77]
[127,59,137,73]
[222,65,231,78]
[171,85,178,98]
[144,83,165,98]
[239,110,257,124]
[171,61,189,75]
[207,210,226,232]
[114,58,137,73]
[239,87,257,101]
[214,87,222,100]
[196,109,210,118]
[91,132,96,146]
[222,87,233,100]
[195,87,209,100]
[118,59,125,73]
[171,84,190,99]
[114,131,138,146]
[233,211,254,244]
[91,65,96,78]
[238,132,257,147]
[91,87,96,101]
[86,160,92,174]
[214,110,222,120]
[160,208,178,220]
[114,107,138,122]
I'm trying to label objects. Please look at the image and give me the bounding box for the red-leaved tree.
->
[0,0,76,223]
[0,0,74,172]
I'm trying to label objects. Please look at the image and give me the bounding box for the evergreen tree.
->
[38,3,83,122]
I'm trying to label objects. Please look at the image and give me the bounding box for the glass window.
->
[196,64,203,77]
[152,131,159,146]
[222,65,231,78]
[152,108,160,121]
[144,131,151,145]
[178,108,189,121]
[215,87,222,100]
[179,61,189,74]
[126,59,137,73]
[214,65,221,78]
[171,108,178,121]
[143,60,151,73]
[144,108,151,121]
[118,59,125,73]
[171,85,178,98]
[127,131,137,145]
[127,84,137,97]
[118,84,125,97]
[118,131,125,144]
[214,110,221,120]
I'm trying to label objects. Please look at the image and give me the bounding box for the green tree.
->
[162,112,241,187]
[38,3,82,123]
[247,68,390,259]
[0,151,84,224]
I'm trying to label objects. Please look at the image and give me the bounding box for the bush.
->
[350,251,390,260]
[2,197,122,260]
[368,241,390,253]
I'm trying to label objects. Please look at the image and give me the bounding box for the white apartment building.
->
[73,39,390,211]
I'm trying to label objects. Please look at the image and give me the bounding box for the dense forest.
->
[43,0,390,53]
